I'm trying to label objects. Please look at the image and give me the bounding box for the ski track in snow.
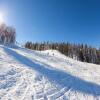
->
[0,45,100,100]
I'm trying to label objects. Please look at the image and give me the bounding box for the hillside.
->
[0,45,100,100]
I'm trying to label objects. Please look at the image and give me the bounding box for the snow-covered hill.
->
[0,45,100,100]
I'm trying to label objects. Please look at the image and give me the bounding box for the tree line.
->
[25,41,100,64]
[0,23,16,44]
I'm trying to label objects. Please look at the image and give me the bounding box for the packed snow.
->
[0,45,100,100]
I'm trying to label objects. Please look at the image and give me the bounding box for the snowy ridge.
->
[0,45,100,100]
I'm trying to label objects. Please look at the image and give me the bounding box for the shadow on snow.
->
[3,46,100,96]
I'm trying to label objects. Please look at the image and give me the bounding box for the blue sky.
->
[0,0,100,47]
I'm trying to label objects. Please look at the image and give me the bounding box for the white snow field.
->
[0,45,100,100]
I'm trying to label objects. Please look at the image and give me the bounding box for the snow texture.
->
[0,45,100,100]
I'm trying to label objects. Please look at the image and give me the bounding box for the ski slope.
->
[0,45,100,100]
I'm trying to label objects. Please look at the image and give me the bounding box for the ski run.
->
[0,45,100,100]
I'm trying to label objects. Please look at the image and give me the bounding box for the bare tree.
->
[0,23,16,44]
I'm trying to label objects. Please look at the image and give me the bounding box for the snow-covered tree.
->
[0,23,16,44]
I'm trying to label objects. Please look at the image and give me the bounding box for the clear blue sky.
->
[0,0,100,47]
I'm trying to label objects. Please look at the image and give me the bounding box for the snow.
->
[0,45,100,100]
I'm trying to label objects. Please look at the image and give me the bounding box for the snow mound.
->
[0,45,100,100]
[39,50,66,58]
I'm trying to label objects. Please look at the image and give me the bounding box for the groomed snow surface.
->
[0,45,100,100]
